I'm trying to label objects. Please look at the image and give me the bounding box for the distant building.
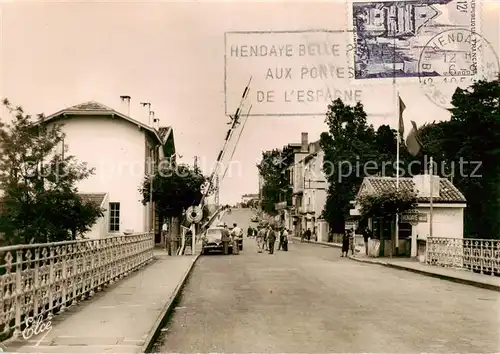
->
[241,193,259,204]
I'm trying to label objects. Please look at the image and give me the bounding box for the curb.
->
[140,254,200,353]
[291,237,361,253]
[348,255,500,292]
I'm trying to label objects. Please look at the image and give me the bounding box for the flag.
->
[406,120,423,156]
[398,95,406,137]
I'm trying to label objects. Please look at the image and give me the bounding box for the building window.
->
[109,202,120,232]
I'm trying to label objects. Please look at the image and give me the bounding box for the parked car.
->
[201,227,233,255]
[250,215,259,222]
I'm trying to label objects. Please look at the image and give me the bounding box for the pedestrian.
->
[221,224,231,255]
[306,228,312,242]
[282,228,289,251]
[162,220,171,256]
[363,227,371,256]
[247,226,252,238]
[300,230,305,243]
[341,231,350,257]
[231,223,242,255]
[264,227,269,251]
[349,229,356,256]
[256,227,264,253]
[278,227,284,251]
[268,226,276,254]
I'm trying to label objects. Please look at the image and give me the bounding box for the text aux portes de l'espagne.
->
[230,43,361,104]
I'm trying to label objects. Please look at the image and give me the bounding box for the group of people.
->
[246,226,258,238]
[341,227,371,257]
[220,223,242,255]
[254,225,289,254]
[300,228,315,242]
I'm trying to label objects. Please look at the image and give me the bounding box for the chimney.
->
[301,132,308,152]
[413,174,440,199]
[119,95,131,116]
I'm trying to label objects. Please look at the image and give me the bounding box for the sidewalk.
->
[3,249,200,353]
[350,253,500,292]
[292,237,500,292]
[291,236,362,252]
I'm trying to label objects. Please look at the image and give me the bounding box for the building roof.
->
[78,193,107,207]
[43,101,172,145]
[359,176,466,203]
[158,126,172,141]
[0,193,107,214]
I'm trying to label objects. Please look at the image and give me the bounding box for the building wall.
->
[413,205,465,240]
[85,194,109,239]
[49,116,148,235]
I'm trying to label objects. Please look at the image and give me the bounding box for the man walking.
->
[221,224,231,255]
[268,226,276,254]
[231,223,241,255]
[363,227,371,255]
[256,226,264,253]
[305,228,312,243]
[162,220,171,256]
[278,227,284,251]
[282,228,289,251]
[349,229,356,256]
[263,226,269,251]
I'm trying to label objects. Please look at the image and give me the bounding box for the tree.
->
[257,149,291,215]
[139,162,211,223]
[320,99,379,233]
[0,99,104,244]
[357,189,417,220]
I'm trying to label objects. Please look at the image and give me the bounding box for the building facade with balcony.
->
[290,136,330,241]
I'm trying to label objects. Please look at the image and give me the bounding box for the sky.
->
[0,0,499,204]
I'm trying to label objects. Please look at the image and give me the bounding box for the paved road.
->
[154,208,500,353]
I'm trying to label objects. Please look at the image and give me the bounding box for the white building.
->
[44,101,176,242]
[302,149,329,242]
[290,133,330,240]
[351,174,466,260]
[241,193,259,204]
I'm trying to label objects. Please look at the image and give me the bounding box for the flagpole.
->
[429,156,434,238]
[395,95,400,257]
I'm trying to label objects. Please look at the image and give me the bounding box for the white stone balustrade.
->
[427,237,500,276]
[0,233,154,339]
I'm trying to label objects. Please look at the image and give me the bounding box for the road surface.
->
[153,208,500,353]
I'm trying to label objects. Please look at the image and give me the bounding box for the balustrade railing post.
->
[60,246,68,312]
[480,240,484,274]
[71,245,78,306]
[33,248,40,318]
[89,241,96,297]
[48,247,55,316]
[12,250,23,338]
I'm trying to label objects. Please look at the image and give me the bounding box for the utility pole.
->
[215,174,220,206]
[120,95,131,116]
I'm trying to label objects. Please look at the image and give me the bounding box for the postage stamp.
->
[418,28,499,109]
[349,0,480,80]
